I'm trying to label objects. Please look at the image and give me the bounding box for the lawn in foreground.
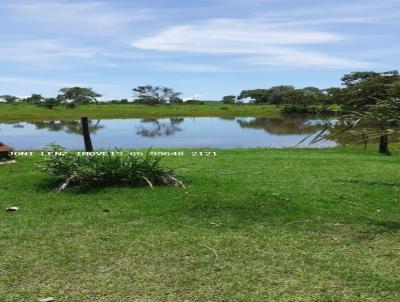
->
[0,148,399,301]
[0,103,281,121]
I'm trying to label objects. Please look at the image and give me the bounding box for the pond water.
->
[0,116,339,150]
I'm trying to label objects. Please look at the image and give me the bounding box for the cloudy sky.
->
[1,0,399,100]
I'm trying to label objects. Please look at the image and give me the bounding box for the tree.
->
[0,95,19,104]
[40,98,61,109]
[330,98,399,154]
[324,87,344,108]
[267,86,295,107]
[305,83,400,154]
[282,88,318,109]
[340,70,399,110]
[237,89,269,103]
[23,93,44,105]
[222,95,236,104]
[132,85,181,105]
[57,87,102,106]
[311,70,400,154]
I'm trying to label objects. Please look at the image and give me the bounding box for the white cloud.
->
[145,62,225,72]
[0,39,98,63]
[131,18,371,68]
[132,19,343,53]
[0,76,113,89]
[241,51,373,69]
[8,2,149,37]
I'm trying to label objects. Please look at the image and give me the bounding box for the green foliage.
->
[170,96,183,104]
[267,86,295,106]
[58,87,102,106]
[109,99,130,104]
[281,106,318,114]
[42,144,183,190]
[305,98,400,154]
[221,95,236,104]
[340,70,400,110]
[238,89,269,103]
[38,98,61,109]
[237,86,325,108]
[184,100,204,104]
[282,88,319,108]
[0,95,19,104]
[133,85,181,105]
[22,93,44,105]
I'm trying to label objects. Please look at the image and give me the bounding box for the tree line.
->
[1,71,399,113]
[222,70,400,113]
[0,85,192,109]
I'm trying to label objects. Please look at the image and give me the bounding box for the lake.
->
[0,116,339,150]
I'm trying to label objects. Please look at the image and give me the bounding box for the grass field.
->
[1,147,399,301]
[0,103,282,121]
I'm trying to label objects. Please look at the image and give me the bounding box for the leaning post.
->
[81,117,93,152]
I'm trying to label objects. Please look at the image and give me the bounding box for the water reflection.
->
[136,118,183,137]
[236,115,330,135]
[29,120,104,134]
[1,115,397,150]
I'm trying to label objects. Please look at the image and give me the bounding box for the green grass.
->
[0,103,281,121]
[1,147,399,301]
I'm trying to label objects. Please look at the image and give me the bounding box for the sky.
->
[0,0,399,101]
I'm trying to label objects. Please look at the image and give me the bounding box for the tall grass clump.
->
[42,144,184,191]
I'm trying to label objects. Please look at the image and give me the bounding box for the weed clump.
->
[42,144,184,191]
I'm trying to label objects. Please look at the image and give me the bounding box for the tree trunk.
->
[379,134,390,155]
[81,117,93,152]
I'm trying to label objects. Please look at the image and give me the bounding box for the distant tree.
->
[110,99,129,104]
[282,89,318,109]
[184,100,204,105]
[132,85,181,105]
[267,86,295,107]
[324,87,343,103]
[222,95,236,104]
[302,87,325,98]
[238,89,269,103]
[40,98,61,109]
[23,93,44,105]
[0,95,19,104]
[306,76,400,154]
[57,87,102,106]
[340,70,399,110]
[170,96,183,104]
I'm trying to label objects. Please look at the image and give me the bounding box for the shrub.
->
[42,144,184,191]
[221,95,236,104]
[38,98,61,109]
[282,106,318,114]
[184,100,204,105]
[65,102,76,109]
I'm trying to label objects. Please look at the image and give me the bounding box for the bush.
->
[65,102,76,109]
[184,100,204,105]
[282,106,318,114]
[38,98,61,109]
[42,145,184,191]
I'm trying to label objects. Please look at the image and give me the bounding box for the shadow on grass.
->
[367,219,400,233]
[353,219,400,241]
[35,177,173,195]
[337,179,400,187]
[35,177,109,195]
[182,196,312,227]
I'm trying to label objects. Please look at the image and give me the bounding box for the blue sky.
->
[1,0,399,100]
